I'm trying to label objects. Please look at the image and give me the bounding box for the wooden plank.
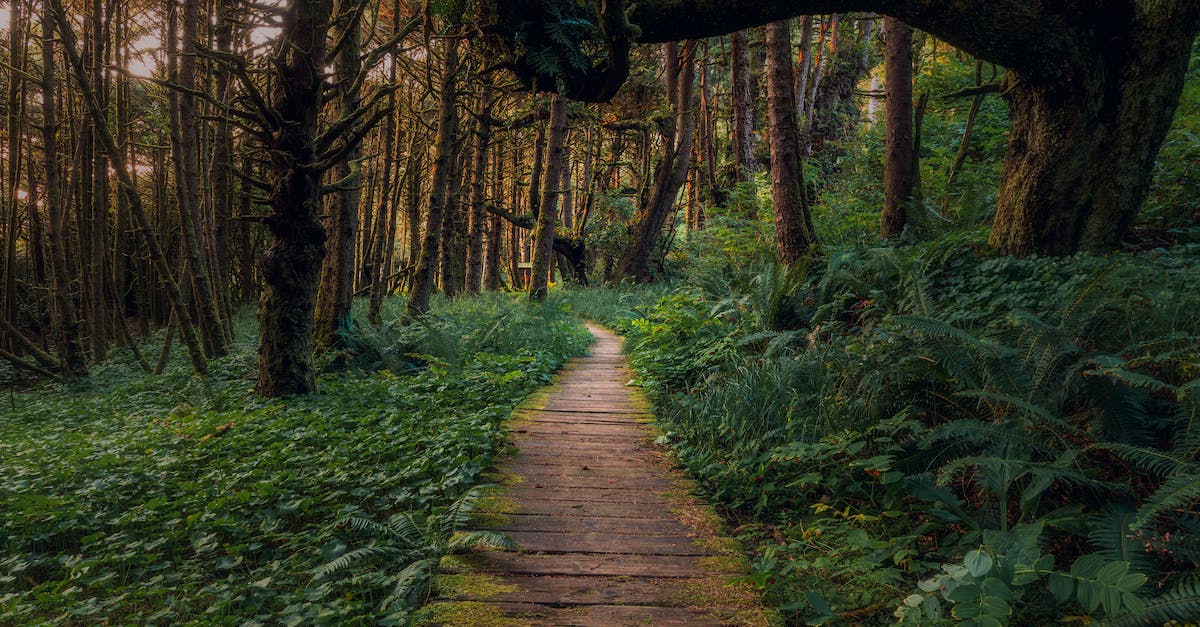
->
[505,463,661,478]
[538,403,653,415]
[516,473,672,490]
[486,514,694,536]
[508,434,652,449]
[453,552,731,578]
[432,602,730,627]
[508,453,657,467]
[519,415,648,426]
[508,486,668,504]
[438,574,698,607]
[513,423,646,437]
[512,434,649,447]
[507,531,712,555]
[490,499,677,518]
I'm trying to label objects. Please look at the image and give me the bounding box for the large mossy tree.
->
[487,0,1200,256]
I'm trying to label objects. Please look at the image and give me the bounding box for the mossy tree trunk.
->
[256,0,332,396]
[730,29,756,183]
[990,7,1200,254]
[881,17,914,239]
[529,94,569,302]
[314,0,363,347]
[405,34,460,318]
[611,42,697,282]
[765,20,817,264]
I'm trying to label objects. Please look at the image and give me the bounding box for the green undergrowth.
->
[0,293,590,625]
[564,236,1200,625]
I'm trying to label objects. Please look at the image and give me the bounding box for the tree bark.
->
[40,5,87,379]
[405,34,459,318]
[529,94,569,302]
[730,29,756,182]
[881,17,914,239]
[256,0,332,395]
[765,20,817,264]
[466,82,496,294]
[49,0,209,375]
[170,0,227,358]
[314,0,363,347]
[990,6,1200,254]
[611,41,697,282]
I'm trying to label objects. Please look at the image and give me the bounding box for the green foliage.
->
[311,486,515,620]
[0,294,589,624]
[563,238,1200,624]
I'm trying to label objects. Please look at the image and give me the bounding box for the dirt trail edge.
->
[424,323,777,626]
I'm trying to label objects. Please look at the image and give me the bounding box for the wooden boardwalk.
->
[427,324,771,626]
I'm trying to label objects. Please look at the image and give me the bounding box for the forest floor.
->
[425,324,775,626]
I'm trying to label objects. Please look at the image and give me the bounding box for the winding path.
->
[428,324,771,626]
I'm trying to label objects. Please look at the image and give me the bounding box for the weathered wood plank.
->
[507,486,669,504]
[483,495,675,519]
[516,473,672,490]
[486,513,693,535]
[507,531,713,555]
[452,552,734,578]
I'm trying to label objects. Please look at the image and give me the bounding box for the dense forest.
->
[1,0,1198,624]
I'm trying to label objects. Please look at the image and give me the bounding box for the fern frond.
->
[956,389,1070,429]
[448,530,517,552]
[1104,580,1200,627]
[1134,469,1200,529]
[380,556,440,611]
[1083,361,1177,395]
[384,511,426,545]
[1090,506,1159,575]
[343,516,408,543]
[440,485,494,537]
[310,545,418,581]
[1101,443,1190,477]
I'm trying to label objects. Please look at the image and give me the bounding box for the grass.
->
[0,293,590,625]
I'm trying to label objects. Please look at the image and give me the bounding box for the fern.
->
[1090,506,1158,576]
[1101,442,1192,478]
[311,486,515,611]
[1134,470,1200,529]
[1104,580,1200,626]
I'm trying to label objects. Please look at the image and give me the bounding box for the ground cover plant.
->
[0,294,590,625]
[564,234,1200,625]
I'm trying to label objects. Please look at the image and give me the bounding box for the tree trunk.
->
[367,90,402,325]
[991,9,1199,254]
[405,34,459,318]
[40,4,87,379]
[212,0,236,329]
[765,20,818,264]
[612,42,697,283]
[466,82,495,294]
[881,17,914,239]
[238,155,256,305]
[170,0,227,358]
[438,142,469,297]
[796,16,814,123]
[49,0,209,375]
[256,0,331,396]
[529,94,568,302]
[2,0,24,344]
[730,29,755,183]
[314,0,363,347]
